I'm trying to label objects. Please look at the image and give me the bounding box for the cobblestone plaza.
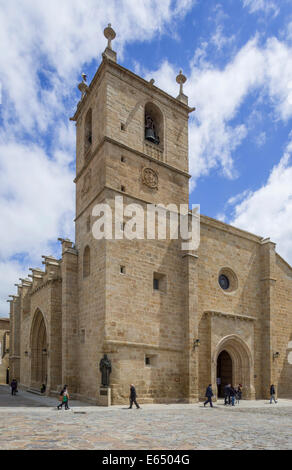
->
[0,386,291,450]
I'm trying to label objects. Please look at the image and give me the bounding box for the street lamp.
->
[193,339,200,349]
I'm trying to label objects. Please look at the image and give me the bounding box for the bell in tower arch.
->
[145,114,160,145]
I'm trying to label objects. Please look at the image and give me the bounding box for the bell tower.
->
[70,26,196,403]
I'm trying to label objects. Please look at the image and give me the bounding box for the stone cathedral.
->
[8,26,292,404]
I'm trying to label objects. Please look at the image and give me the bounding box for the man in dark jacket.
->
[204,384,214,407]
[270,384,277,404]
[128,384,141,409]
[224,383,231,405]
[10,379,17,396]
[229,385,236,406]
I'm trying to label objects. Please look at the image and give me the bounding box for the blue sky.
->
[0,0,292,316]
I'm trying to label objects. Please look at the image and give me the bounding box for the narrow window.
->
[153,278,159,290]
[121,185,126,192]
[80,329,85,344]
[153,272,167,292]
[83,246,90,278]
[145,356,151,366]
[120,266,126,274]
[84,109,92,154]
[86,215,91,233]
[121,123,125,131]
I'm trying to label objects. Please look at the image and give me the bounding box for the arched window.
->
[83,245,91,278]
[84,108,92,154]
[144,102,164,148]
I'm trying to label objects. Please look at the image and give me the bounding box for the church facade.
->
[8,27,292,404]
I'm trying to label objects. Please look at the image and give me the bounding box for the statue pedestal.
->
[99,386,111,406]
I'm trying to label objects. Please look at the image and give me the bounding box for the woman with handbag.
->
[57,385,70,410]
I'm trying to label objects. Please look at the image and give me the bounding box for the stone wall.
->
[0,319,10,384]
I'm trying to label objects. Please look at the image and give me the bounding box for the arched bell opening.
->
[144,102,164,149]
[30,310,48,390]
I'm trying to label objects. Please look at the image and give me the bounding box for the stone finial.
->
[104,23,116,50]
[78,73,89,100]
[176,70,188,105]
[103,24,117,63]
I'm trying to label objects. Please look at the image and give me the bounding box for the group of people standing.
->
[204,383,278,407]
[223,384,242,406]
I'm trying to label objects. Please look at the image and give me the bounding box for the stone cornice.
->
[30,277,62,297]
[70,57,193,122]
[182,253,199,259]
[200,214,264,244]
[104,339,183,353]
[205,310,256,322]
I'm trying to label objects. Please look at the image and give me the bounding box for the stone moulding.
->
[104,339,183,353]
[204,310,256,322]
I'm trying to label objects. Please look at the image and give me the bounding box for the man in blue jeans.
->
[204,384,214,407]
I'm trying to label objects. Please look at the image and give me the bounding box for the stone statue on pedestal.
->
[99,354,112,387]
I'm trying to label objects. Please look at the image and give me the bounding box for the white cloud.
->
[0,261,29,318]
[0,138,75,261]
[141,36,292,188]
[229,138,292,264]
[242,0,279,16]
[254,131,267,147]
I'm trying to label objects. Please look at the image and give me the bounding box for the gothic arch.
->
[212,334,255,399]
[30,309,48,389]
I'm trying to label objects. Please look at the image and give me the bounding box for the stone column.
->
[260,239,277,398]
[59,239,79,393]
[183,252,199,402]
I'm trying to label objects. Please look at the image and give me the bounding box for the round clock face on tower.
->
[142,167,158,189]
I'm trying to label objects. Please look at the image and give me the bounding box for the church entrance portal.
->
[30,310,48,390]
[216,350,232,397]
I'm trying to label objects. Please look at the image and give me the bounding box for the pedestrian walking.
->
[10,378,18,396]
[224,383,231,405]
[270,384,277,404]
[128,384,141,409]
[237,384,243,401]
[204,384,214,408]
[57,385,70,410]
[235,385,240,404]
[230,385,236,406]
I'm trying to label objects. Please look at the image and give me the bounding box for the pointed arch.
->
[212,335,255,399]
[30,309,48,389]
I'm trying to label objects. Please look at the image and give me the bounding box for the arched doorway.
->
[217,350,232,397]
[213,335,255,399]
[30,310,48,390]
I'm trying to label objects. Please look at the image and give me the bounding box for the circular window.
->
[219,274,230,290]
[218,268,238,293]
